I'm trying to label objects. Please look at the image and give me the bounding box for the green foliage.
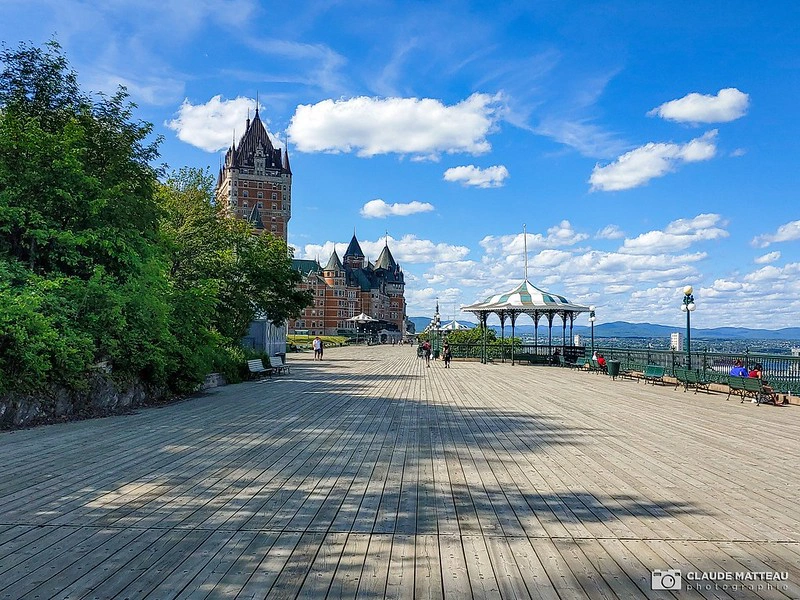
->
[0,42,312,397]
[442,328,497,345]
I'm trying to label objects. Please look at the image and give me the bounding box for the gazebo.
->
[462,279,590,365]
[440,319,472,331]
[347,312,377,344]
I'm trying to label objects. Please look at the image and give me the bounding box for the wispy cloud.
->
[754,251,781,264]
[752,220,800,248]
[595,224,625,240]
[648,88,749,124]
[360,199,435,218]
[589,130,718,191]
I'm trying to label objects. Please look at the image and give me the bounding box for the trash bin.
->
[607,359,620,380]
[433,349,440,359]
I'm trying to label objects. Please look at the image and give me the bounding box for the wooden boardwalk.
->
[1,345,799,599]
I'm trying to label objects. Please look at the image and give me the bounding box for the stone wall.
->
[0,375,170,430]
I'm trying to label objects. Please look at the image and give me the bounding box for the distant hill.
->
[411,316,800,340]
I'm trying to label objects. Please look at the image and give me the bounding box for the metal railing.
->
[447,343,800,395]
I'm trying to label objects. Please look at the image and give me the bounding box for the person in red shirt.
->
[596,353,607,372]
[749,363,781,405]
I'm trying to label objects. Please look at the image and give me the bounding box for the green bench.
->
[673,367,711,394]
[558,354,583,368]
[513,353,549,365]
[643,364,665,385]
[620,362,646,381]
[727,376,776,405]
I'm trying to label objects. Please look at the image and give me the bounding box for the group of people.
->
[419,340,452,368]
[587,351,607,371]
[729,360,782,404]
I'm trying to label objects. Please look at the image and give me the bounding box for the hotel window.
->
[258,182,262,188]
[257,202,263,208]
[257,192,263,199]
[272,193,277,200]
[272,203,277,210]
[271,225,277,231]
[242,190,248,197]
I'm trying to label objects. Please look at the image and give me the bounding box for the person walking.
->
[422,340,431,367]
[443,342,452,368]
[312,336,321,360]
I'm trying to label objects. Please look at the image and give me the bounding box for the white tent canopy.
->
[347,312,378,323]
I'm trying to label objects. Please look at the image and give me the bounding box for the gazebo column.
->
[562,311,567,352]
[511,312,518,365]
[499,312,507,363]
[481,312,488,364]
[533,312,540,356]
[547,312,554,357]
[569,313,575,348]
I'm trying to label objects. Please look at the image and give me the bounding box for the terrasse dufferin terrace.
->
[1,345,798,599]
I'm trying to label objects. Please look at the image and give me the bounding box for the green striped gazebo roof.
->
[462,279,589,314]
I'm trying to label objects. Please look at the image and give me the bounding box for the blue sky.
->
[4,1,800,328]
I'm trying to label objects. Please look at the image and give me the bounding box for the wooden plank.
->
[328,532,371,598]
[415,533,443,600]
[355,533,392,599]
[173,531,259,600]
[462,534,501,599]
[294,532,348,599]
[484,535,532,600]
[439,534,472,599]
[384,534,415,599]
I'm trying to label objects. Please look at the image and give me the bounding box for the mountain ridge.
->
[409,317,800,340]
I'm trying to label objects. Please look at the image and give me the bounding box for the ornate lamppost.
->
[589,306,596,356]
[680,286,696,369]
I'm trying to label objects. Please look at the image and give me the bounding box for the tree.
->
[0,40,169,391]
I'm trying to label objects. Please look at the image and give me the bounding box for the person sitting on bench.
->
[749,363,781,405]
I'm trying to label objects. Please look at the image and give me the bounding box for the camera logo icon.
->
[652,569,682,590]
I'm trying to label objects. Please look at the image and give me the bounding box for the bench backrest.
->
[728,376,747,390]
[644,365,664,377]
[742,377,763,392]
[674,367,688,381]
[269,356,284,368]
[247,359,266,372]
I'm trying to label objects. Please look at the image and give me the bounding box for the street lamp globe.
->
[684,285,693,296]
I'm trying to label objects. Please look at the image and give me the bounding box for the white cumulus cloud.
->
[752,220,800,248]
[648,88,749,123]
[167,95,281,152]
[287,93,501,158]
[589,130,717,191]
[443,165,509,188]
[480,221,589,257]
[620,213,728,255]
[360,199,435,218]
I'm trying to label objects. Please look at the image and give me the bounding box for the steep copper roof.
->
[222,108,290,173]
[374,244,397,270]
[323,249,344,272]
[344,234,365,258]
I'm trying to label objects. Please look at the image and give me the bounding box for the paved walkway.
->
[1,345,798,599]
